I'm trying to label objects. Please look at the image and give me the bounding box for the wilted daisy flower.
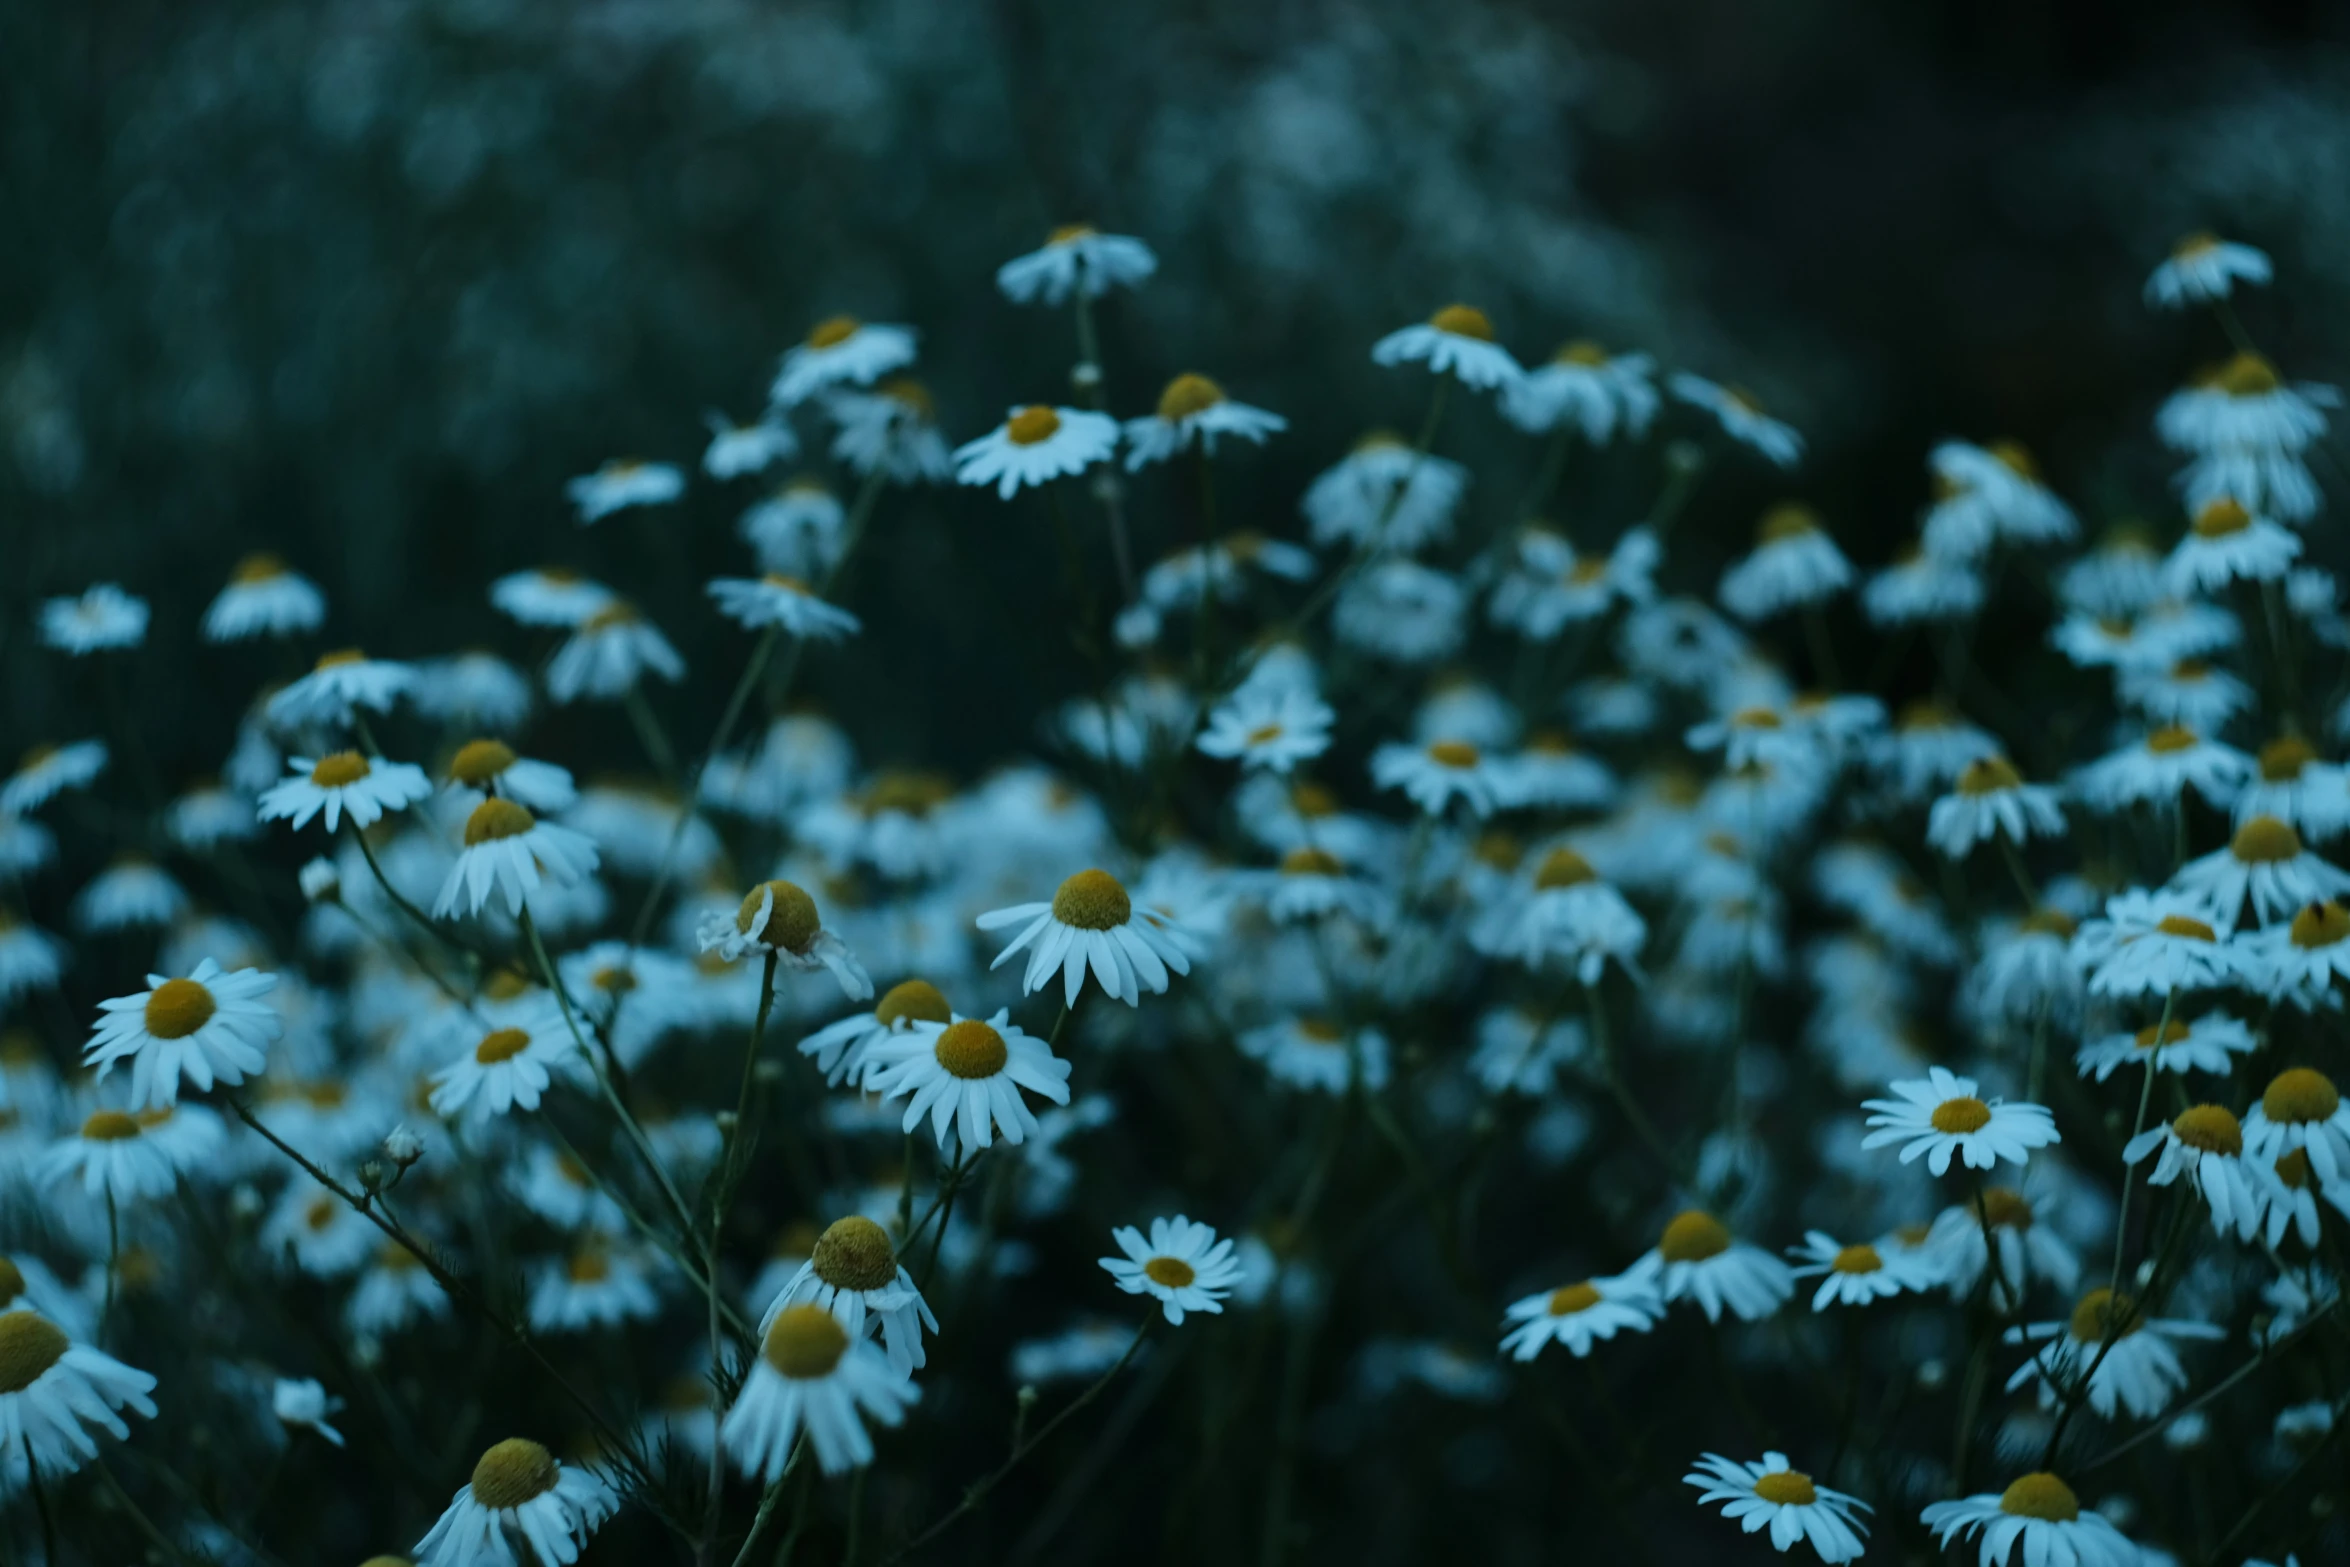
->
[1503,341,1659,442]
[2004,1288,2222,1418]
[2235,735,2350,839]
[427,997,581,1121]
[1102,1215,1241,1324]
[1864,545,1985,627]
[528,1244,661,1332]
[2171,815,2350,932]
[1628,1210,1795,1323]
[698,880,873,999]
[1468,847,1647,984]
[701,411,796,478]
[1670,374,1803,468]
[723,1303,918,1478]
[203,553,325,641]
[996,224,1157,305]
[272,1377,346,1446]
[1237,1016,1389,1093]
[490,567,614,629]
[39,582,148,654]
[444,739,575,816]
[544,603,683,704]
[707,574,862,640]
[764,1216,937,1374]
[432,798,599,921]
[0,1310,157,1482]
[1302,433,1467,552]
[1921,1473,2139,1567]
[1499,1272,1662,1360]
[41,1108,182,1203]
[565,458,681,524]
[1718,505,1853,621]
[267,650,418,730]
[1371,738,1500,818]
[1370,303,1523,390]
[2070,890,2249,998]
[862,1007,1072,1151]
[1787,1231,1941,1309]
[258,751,432,834]
[414,1438,615,1567]
[1123,373,1287,469]
[1684,1451,1870,1563]
[2122,1104,2263,1239]
[954,404,1119,498]
[83,958,280,1109]
[2073,1010,2255,1081]
[73,859,187,932]
[825,378,953,484]
[2243,1067,2350,1183]
[2072,724,2253,812]
[2145,231,2271,307]
[977,868,1193,1008]
[1861,1066,2058,1175]
[770,315,917,409]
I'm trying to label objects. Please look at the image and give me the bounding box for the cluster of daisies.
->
[4,217,2347,1567]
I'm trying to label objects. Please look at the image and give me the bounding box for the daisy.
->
[544,603,683,704]
[2122,1104,2264,1239]
[417,653,534,732]
[1101,1215,1242,1324]
[1921,1473,2141,1567]
[761,1215,938,1374]
[40,1108,181,1204]
[566,458,682,524]
[1123,373,1287,468]
[1370,303,1523,390]
[489,567,614,629]
[1925,1185,2081,1297]
[2004,1289,2222,1418]
[263,1179,383,1276]
[1860,1067,2058,1175]
[797,977,953,1088]
[1302,434,1467,552]
[2071,725,2253,813]
[861,1007,1072,1151]
[414,1438,616,1567]
[273,1377,346,1446]
[1371,738,1500,817]
[2248,898,2350,1005]
[347,1242,451,1337]
[701,411,796,478]
[2171,815,2350,932]
[2180,443,2324,527]
[2059,528,2167,617]
[2166,496,2299,593]
[1684,1451,1870,1563]
[2145,231,2271,308]
[0,740,106,817]
[0,814,58,883]
[1924,439,2078,556]
[975,868,1195,1008]
[267,650,418,730]
[2070,889,2250,997]
[1787,1231,1941,1309]
[527,1244,661,1332]
[1499,1272,1662,1360]
[203,553,326,641]
[1333,560,1465,663]
[1718,505,1853,620]
[1489,528,1662,639]
[426,997,583,1121]
[431,799,600,921]
[1195,683,1333,774]
[706,574,862,640]
[0,1310,157,1483]
[696,879,874,1000]
[1863,546,1985,628]
[39,583,147,653]
[996,224,1157,304]
[0,914,64,1004]
[83,959,280,1109]
[1491,734,1620,812]
[73,859,187,932]
[1628,1210,1795,1323]
[825,379,954,484]
[1236,1016,1389,1094]
[722,1303,918,1478]
[445,739,576,815]
[1501,342,1660,443]
[953,405,1118,498]
[737,479,845,576]
[2243,1067,2350,1183]
[2235,735,2350,840]
[2250,1145,2350,1248]
[1670,374,1804,468]
[769,316,917,409]
[2116,658,2254,730]
[2073,1010,2255,1081]
[2157,353,2337,455]
[1927,756,2067,857]
[258,751,432,834]
[1468,847,1647,984]
[1468,1005,1587,1096]
[166,782,259,850]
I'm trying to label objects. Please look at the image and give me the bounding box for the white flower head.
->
[698,880,874,1000]
[414,1438,616,1567]
[996,224,1157,305]
[0,1311,158,1483]
[205,553,326,642]
[258,750,433,835]
[1670,373,1803,468]
[2071,889,2252,998]
[722,1303,919,1478]
[1920,1473,2140,1567]
[1926,755,2067,859]
[707,574,862,641]
[273,1376,347,1446]
[40,583,148,654]
[1499,1272,1661,1360]
[1370,303,1524,391]
[1371,738,1498,818]
[701,411,797,479]
[426,994,583,1122]
[1786,1230,1943,1310]
[762,1215,939,1375]
[1303,434,1468,552]
[544,603,683,704]
[976,868,1196,1008]
[2170,815,2350,934]
[2,740,107,817]
[826,379,953,485]
[2243,1066,2350,1184]
[1718,505,1852,621]
[861,1007,1073,1152]
[490,568,615,629]
[2122,1103,2263,1239]
[566,459,683,524]
[1502,341,1659,442]
[1630,1210,1795,1323]
[770,315,917,409]
[432,798,600,921]
[953,404,1118,499]
[1860,1066,2059,1175]
[1685,1451,1871,1563]
[83,958,281,1109]
[1101,1215,1243,1324]
[2145,231,2271,309]
[1124,373,1286,469]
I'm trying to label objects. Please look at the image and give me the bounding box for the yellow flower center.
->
[592,966,637,995]
[0,1312,68,1395]
[474,1028,531,1065]
[737,880,822,953]
[1758,503,1820,543]
[2146,725,2200,754]
[233,552,288,583]
[144,977,217,1040]
[1534,848,1598,890]
[450,739,517,786]
[315,648,366,670]
[812,1216,898,1292]
[881,377,935,418]
[1157,373,1226,422]
[1295,1018,1345,1044]
[1980,1188,2033,1229]
[1998,1472,2081,1522]
[1280,847,1345,878]
[2173,231,2220,259]
[2215,352,2281,398]
[1292,781,1340,818]
[875,979,952,1028]
[2276,1148,2313,1189]
[2291,901,2350,949]
[305,1196,338,1231]
[2232,815,2302,863]
[1547,1281,1602,1315]
[1931,1097,1993,1134]
[1730,706,1782,730]
[1754,1470,1818,1506]
[1831,1244,1882,1275]
[1429,304,1494,340]
[463,798,536,845]
[2262,1067,2341,1126]
[1555,340,1608,367]
[1956,756,2024,796]
[2156,914,2216,942]
[1897,701,1953,733]
[1990,439,2039,480]
[1006,405,1063,446]
[2172,1104,2243,1156]
[82,1110,141,1142]
[0,1257,20,1308]
[763,1303,851,1379]
[2260,734,2318,782]
[2068,1288,2141,1344]
[1144,1256,1197,1288]
[1051,868,1131,931]
[1047,223,1097,245]
[860,770,953,818]
[2134,1020,2191,1050]
[806,315,860,349]
[1659,1210,1730,1263]
[933,1018,1008,1080]
[1427,741,1481,769]
[469,1438,560,1510]
[2020,908,2077,938]
[582,602,640,632]
[311,751,371,788]
[2192,497,2252,537]
[567,1249,611,1284]
[1244,724,1287,747]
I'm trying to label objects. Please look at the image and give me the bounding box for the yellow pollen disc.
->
[2173,231,2220,258]
[1244,724,1286,747]
[806,315,860,349]
[1157,373,1226,422]
[309,751,371,788]
[1534,848,1598,890]
[0,1257,20,1307]
[1047,222,1097,245]
[812,1216,898,1291]
[1980,1188,2033,1229]
[1291,781,1340,818]
[2259,735,2318,781]
[2146,725,2199,754]
[763,573,814,595]
[0,1312,68,1395]
[1296,1018,1345,1044]
[1658,1210,1730,1263]
[763,1303,850,1379]
[469,1438,559,1510]
[358,1557,413,1567]
[2172,1104,2243,1156]
[2021,908,2077,938]
[1930,1097,1993,1134]
[1006,405,1063,446]
[481,968,532,1002]
[1144,1256,1197,1288]
[1758,503,1820,543]
[463,798,535,845]
[1429,303,1494,340]
[1831,1244,1882,1275]
[1473,832,1522,871]
[860,770,953,817]
[315,648,366,669]
[2191,497,2252,537]
[1280,847,1345,878]
[82,1110,140,1142]
[591,966,637,996]
[2216,352,2280,398]
[2262,1067,2341,1126]
[450,739,517,786]
[143,977,217,1040]
[876,979,952,1028]
[1731,706,1782,730]
[2276,1149,2313,1189]
[474,1028,531,1065]
[2068,1288,2140,1344]
[1754,1471,1818,1506]
[1990,439,2039,480]
[1568,558,1609,585]
[1998,1472,2081,1522]
[1555,339,1609,366]
[1052,868,1132,931]
[1726,385,1765,412]
[1896,701,1954,733]
[933,1018,1008,1080]
[1956,756,2023,796]
[582,602,640,631]
[2156,914,2216,942]
[2134,1020,2191,1050]
[566,1249,610,1284]
[1547,1281,1602,1315]
[881,377,935,418]
[2232,815,2302,863]
[737,880,822,953]
[233,552,287,583]
[2292,901,2350,949]
[1427,740,1481,768]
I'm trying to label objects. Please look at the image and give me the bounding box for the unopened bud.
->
[1070,361,1103,391]
[299,857,342,904]
[382,1124,425,1165]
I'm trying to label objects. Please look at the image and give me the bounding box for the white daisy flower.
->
[761,1215,938,1375]
[2252,1140,2350,1248]
[1,740,107,818]
[2243,1067,2350,1183]
[1236,1016,1389,1094]
[165,782,258,850]
[1467,847,1647,985]
[1489,526,1661,638]
[2246,898,2350,1005]
[2166,496,2299,593]
[701,411,796,478]
[1860,1066,2059,1175]
[203,553,326,642]
[825,378,954,484]
[544,603,683,704]
[262,1178,383,1276]
[72,859,187,932]
[995,224,1157,305]
[2072,889,2251,997]
[2179,442,2323,526]
[797,978,953,1088]
[444,738,576,815]
[414,1438,616,1567]
[1123,373,1287,469]
[1920,1473,2140,1567]
[2145,231,2271,308]
[527,1244,661,1333]
[2122,1104,2264,1239]
[696,880,874,1000]
[1491,733,1620,812]
[1195,683,1333,774]
[721,1303,918,1478]
[769,315,917,409]
[1924,438,2077,556]
[2171,815,2350,933]
[39,582,148,654]
[1302,433,1467,552]
[489,567,614,629]
[347,1243,451,1338]
[41,1108,182,1204]
[1670,373,1804,468]
[1333,559,1465,664]
[1371,738,1500,817]
[0,1310,157,1483]
[258,751,433,834]
[416,654,534,733]
[953,404,1118,498]
[1863,545,1985,627]
[431,799,600,921]
[266,649,418,730]
[1924,1184,2081,1298]
[426,996,582,1121]
[2073,1009,2254,1081]
[2116,657,2255,730]
[2235,735,2350,840]
[1718,504,1852,621]
[861,1007,1072,1151]
[738,479,846,576]
[1369,303,1523,391]
[706,574,862,640]
[1101,1215,1242,1324]
[976,868,1195,1008]
[82,958,280,1109]
[1502,341,1659,442]
[2059,528,2167,617]
[2004,1288,2222,1418]
[565,458,682,524]
[1498,1272,1661,1360]
[1685,1451,1870,1563]
[1926,755,2067,858]
[1468,1004,1587,1096]
[1787,1230,1942,1309]
[2071,725,2254,813]
[1628,1210,1796,1323]
[0,913,65,1004]
[273,1377,347,1446]
[2157,352,2337,454]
